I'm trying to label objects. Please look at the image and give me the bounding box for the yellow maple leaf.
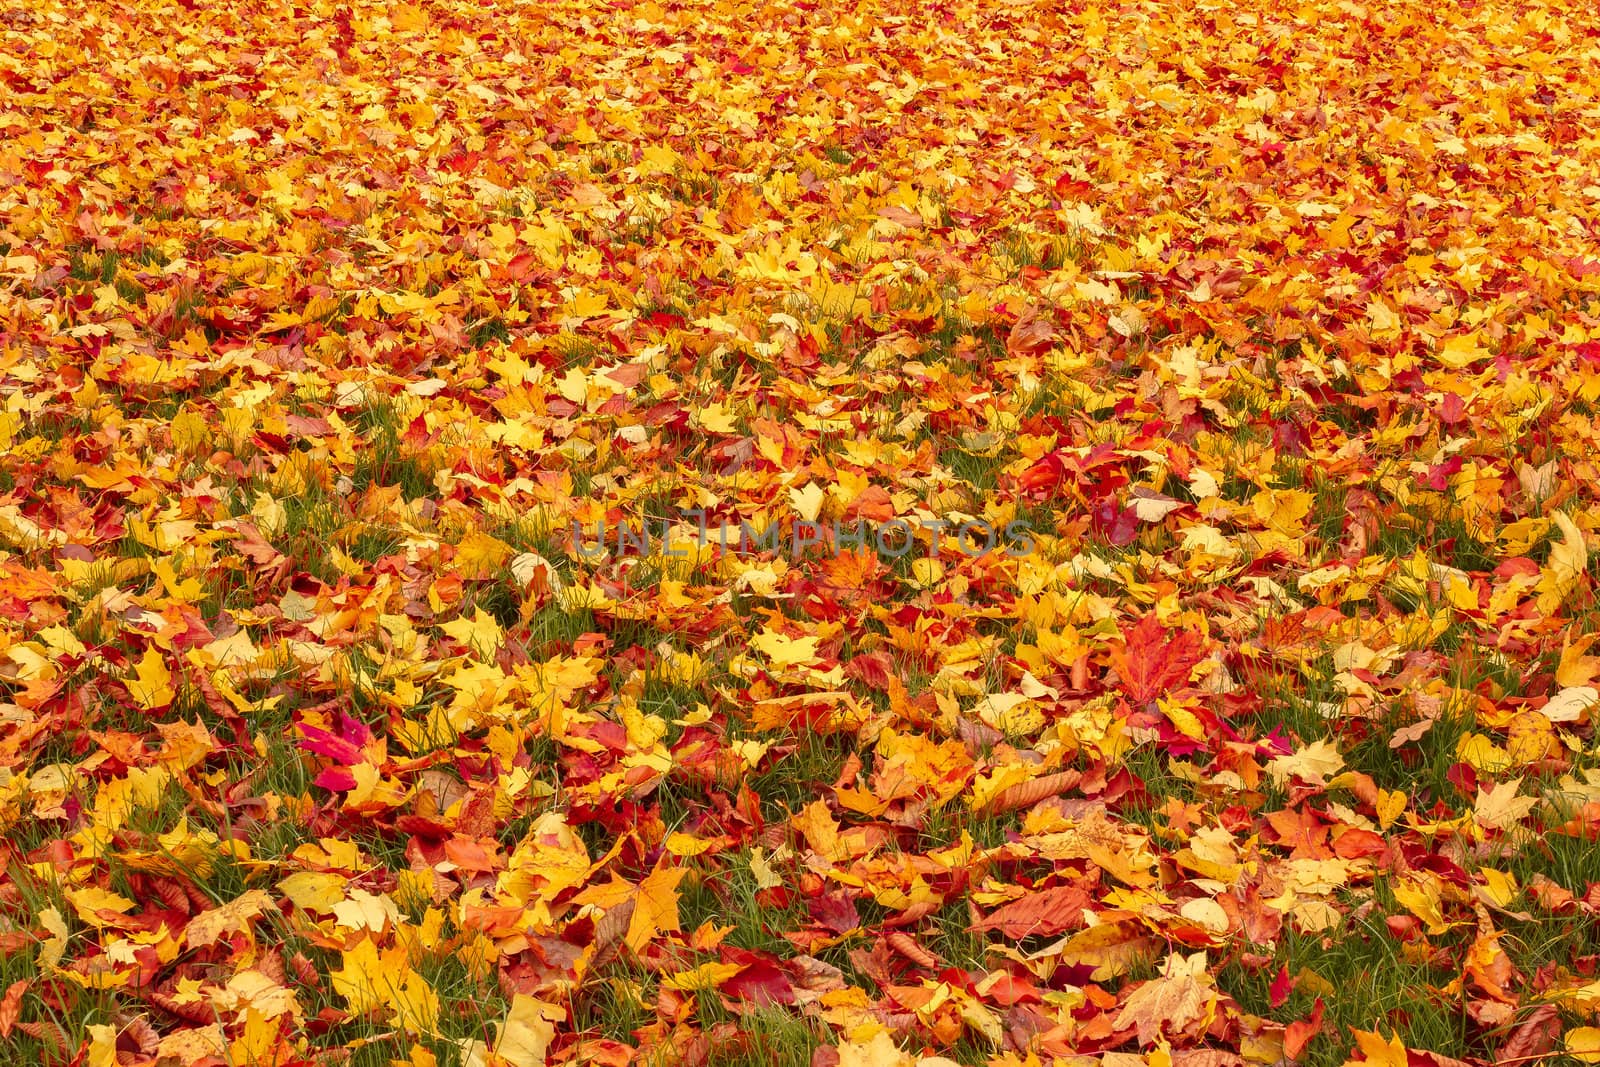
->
[1436,332,1488,368]
[390,3,429,32]
[835,1031,914,1067]
[330,888,400,934]
[65,886,137,929]
[1391,874,1456,936]
[332,938,438,1033]
[1266,739,1344,786]
[126,648,174,711]
[624,864,686,952]
[1346,1028,1410,1066]
[278,871,347,915]
[1456,733,1513,775]
[749,846,786,890]
[1113,951,1216,1044]
[185,889,274,948]
[85,1024,119,1067]
[792,800,847,862]
[789,481,826,522]
[695,400,740,434]
[328,940,384,1017]
[494,994,561,1067]
[455,531,513,581]
[1568,1026,1600,1064]
[1250,488,1314,535]
[662,961,745,991]
[1476,868,1519,909]
[1366,300,1402,336]
[751,628,820,669]
[1473,777,1538,831]
[1538,511,1590,614]
[440,606,504,656]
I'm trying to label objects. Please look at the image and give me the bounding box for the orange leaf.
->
[972,884,1091,939]
[0,979,28,1039]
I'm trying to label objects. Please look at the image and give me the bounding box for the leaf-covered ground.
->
[4,0,1600,1064]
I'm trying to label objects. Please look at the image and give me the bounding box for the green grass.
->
[415,949,510,1055]
[347,398,434,500]
[677,854,806,958]
[572,969,656,1046]
[739,731,855,824]
[1219,902,1476,1067]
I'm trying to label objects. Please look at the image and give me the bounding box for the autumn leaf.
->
[0,980,27,1039]
[1113,952,1217,1045]
[1473,778,1538,831]
[971,885,1091,939]
[1538,511,1590,613]
[1109,614,1208,704]
[1345,1028,1410,1066]
[751,628,822,670]
[493,994,561,1067]
[662,961,745,991]
[1567,1026,1600,1064]
[1267,739,1346,786]
[126,648,174,711]
[454,531,514,581]
[185,889,275,948]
